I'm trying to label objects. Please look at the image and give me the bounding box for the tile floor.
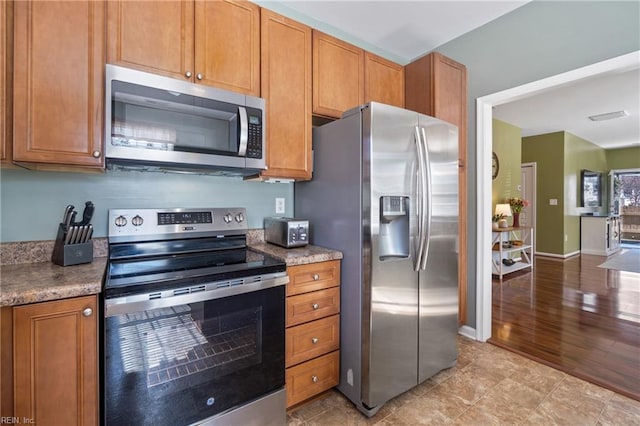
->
[287,336,640,425]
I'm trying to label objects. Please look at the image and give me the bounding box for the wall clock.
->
[492,152,499,180]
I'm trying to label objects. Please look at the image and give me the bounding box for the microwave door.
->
[237,107,248,156]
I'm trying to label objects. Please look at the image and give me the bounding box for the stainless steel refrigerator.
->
[295,102,459,417]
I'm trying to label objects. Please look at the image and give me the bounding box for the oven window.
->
[104,285,284,426]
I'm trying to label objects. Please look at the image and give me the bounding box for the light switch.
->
[549,199,558,205]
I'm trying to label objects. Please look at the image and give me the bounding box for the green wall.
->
[522,132,565,255]
[492,119,522,214]
[606,147,640,170]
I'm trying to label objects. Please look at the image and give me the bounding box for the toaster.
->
[264,217,309,248]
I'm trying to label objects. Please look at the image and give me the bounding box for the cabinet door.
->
[312,31,363,118]
[13,1,104,167]
[13,296,98,426]
[260,10,312,180]
[1,0,10,164]
[107,0,194,81]
[194,0,260,95]
[405,52,468,324]
[364,52,404,108]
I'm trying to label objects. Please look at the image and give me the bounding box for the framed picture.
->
[580,169,602,207]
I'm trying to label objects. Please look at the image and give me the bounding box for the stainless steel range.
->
[102,208,288,426]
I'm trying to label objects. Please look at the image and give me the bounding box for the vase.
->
[513,212,520,228]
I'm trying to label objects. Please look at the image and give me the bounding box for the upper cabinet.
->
[13,0,105,169]
[405,51,468,324]
[312,31,364,119]
[364,52,405,108]
[260,9,312,181]
[1,0,11,165]
[107,0,260,96]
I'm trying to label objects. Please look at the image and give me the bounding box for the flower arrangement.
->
[492,213,505,223]
[508,197,529,214]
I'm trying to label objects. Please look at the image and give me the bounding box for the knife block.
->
[52,223,93,266]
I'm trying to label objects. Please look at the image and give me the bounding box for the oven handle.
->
[104,272,288,317]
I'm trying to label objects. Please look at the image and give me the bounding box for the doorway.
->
[475,51,640,342]
[611,169,640,247]
[520,163,536,253]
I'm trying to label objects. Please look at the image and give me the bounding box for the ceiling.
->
[278,1,530,64]
[271,1,639,150]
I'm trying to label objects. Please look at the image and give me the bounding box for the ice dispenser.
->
[379,196,410,260]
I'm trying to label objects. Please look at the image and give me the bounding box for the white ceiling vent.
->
[588,110,629,121]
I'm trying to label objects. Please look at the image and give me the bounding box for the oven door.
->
[103,282,285,426]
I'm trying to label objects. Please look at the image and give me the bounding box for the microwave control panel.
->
[246,113,262,159]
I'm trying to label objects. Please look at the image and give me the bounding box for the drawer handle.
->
[311,375,318,383]
[313,274,320,281]
[312,303,319,310]
[311,337,319,344]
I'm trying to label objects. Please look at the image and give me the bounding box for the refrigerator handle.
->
[420,127,433,271]
[414,126,427,272]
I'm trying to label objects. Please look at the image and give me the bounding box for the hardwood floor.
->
[490,250,640,402]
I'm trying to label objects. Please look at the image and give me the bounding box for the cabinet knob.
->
[185,71,192,78]
[197,73,203,80]
[311,375,318,383]
[311,337,319,344]
[312,274,320,281]
[82,308,93,317]
[92,151,101,158]
[312,303,319,310]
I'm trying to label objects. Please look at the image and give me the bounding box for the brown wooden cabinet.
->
[312,31,364,118]
[364,52,405,108]
[405,51,468,324]
[285,260,340,407]
[12,0,105,170]
[8,295,98,425]
[1,0,11,166]
[107,0,260,96]
[260,9,312,181]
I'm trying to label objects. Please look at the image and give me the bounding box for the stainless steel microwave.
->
[105,64,265,176]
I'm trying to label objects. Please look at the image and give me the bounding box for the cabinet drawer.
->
[287,260,340,296]
[286,287,340,327]
[286,314,339,367]
[286,350,339,407]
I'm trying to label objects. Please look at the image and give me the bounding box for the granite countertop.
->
[0,258,107,307]
[250,243,342,266]
[0,240,342,308]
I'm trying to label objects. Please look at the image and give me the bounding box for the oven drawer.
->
[286,314,339,367]
[286,350,339,407]
[286,260,340,296]
[286,287,340,327]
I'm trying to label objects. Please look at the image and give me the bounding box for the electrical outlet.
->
[549,199,558,205]
[275,198,285,214]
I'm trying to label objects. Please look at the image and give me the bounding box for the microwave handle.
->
[238,106,248,156]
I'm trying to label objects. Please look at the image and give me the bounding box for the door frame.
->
[475,50,639,342]
[521,162,537,254]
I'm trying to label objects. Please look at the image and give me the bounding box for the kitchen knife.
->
[64,226,74,245]
[86,225,93,242]
[67,226,76,245]
[63,205,74,231]
[79,225,89,244]
[80,201,94,226]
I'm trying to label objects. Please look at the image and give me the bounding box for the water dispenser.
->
[379,196,410,261]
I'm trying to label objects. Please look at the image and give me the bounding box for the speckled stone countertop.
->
[0,257,107,307]
[250,243,342,266]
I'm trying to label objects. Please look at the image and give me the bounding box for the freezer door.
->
[362,103,421,409]
[417,115,459,382]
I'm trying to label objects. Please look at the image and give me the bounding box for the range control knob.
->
[132,215,144,227]
[235,213,244,223]
[224,213,233,223]
[114,215,127,227]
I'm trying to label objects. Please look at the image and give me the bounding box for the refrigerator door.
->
[417,115,459,382]
[362,103,421,409]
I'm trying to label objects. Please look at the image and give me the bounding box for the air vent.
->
[588,110,629,121]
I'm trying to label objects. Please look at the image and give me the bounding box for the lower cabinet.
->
[285,260,341,408]
[1,295,98,425]
[581,215,621,256]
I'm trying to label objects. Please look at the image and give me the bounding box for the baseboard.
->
[536,250,580,259]
[458,325,477,341]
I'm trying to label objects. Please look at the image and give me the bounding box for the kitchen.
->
[2,0,640,425]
